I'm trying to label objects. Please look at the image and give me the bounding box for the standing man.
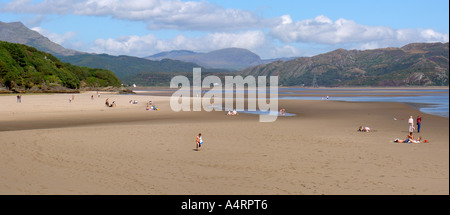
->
[417,116,422,133]
[408,116,414,133]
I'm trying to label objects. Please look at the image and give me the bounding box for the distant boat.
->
[133,84,137,88]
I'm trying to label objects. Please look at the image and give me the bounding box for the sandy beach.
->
[0,91,448,195]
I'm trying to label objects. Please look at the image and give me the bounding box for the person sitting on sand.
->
[105,98,110,107]
[196,133,203,151]
[146,105,150,111]
[358,126,364,132]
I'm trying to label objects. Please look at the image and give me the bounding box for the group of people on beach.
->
[144,100,159,111]
[358,126,371,132]
[105,98,116,107]
[393,115,425,144]
[106,98,160,110]
[357,114,426,144]
[408,115,422,133]
[394,132,423,144]
[226,109,238,116]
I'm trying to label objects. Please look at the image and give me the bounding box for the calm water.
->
[279,88,449,118]
[135,88,449,118]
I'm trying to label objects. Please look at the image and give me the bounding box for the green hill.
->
[59,53,231,86]
[241,42,449,87]
[0,41,121,93]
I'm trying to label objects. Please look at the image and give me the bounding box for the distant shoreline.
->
[0,87,134,95]
[131,85,449,90]
[2,86,447,95]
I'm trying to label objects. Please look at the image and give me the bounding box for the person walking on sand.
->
[417,116,422,133]
[408,116,414,133]
[196,133,203,151]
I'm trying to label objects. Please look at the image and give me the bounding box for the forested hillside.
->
[0,41,121,93]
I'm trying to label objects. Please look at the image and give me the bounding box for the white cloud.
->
[91,31,267,57]
[31,26,77,46]
[2,0,268,31]
[25,14,47,27]
[264,45,300,59]
[270,15,449,49]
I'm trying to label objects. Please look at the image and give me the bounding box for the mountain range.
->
[1,21,448,87]
[0,21,288,72]
[146,48,296,70]
[0,21,82,56]
[242,42,449,86]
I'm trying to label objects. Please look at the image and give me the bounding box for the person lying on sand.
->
[394,132,422,143]
[358,126,371,132]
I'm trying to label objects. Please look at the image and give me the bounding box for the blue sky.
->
[1,0,448,59]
